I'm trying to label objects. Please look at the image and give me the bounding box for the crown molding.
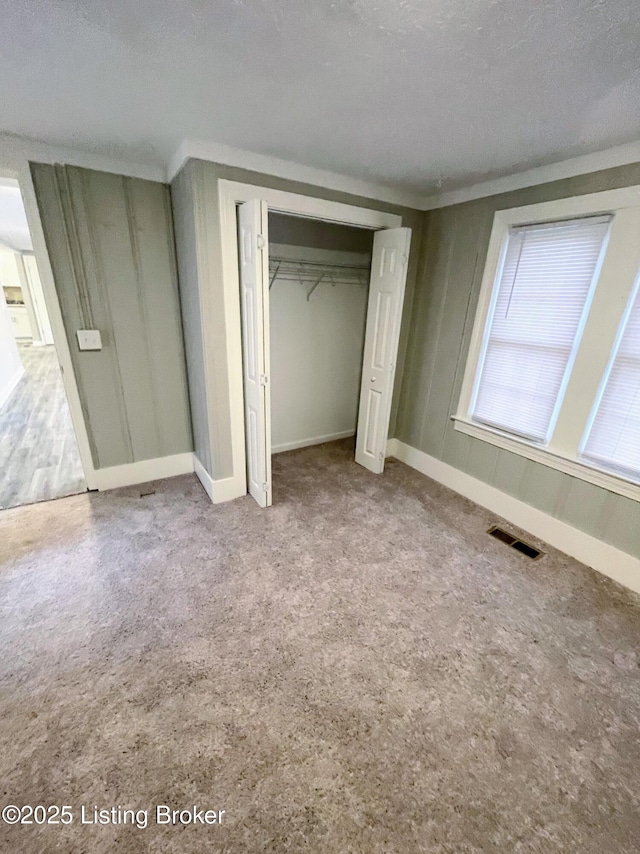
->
[171,138,640,213]
[0,134,165,183]
[167,139,426,209]
[4,133,638,213]
[421,140,640,210]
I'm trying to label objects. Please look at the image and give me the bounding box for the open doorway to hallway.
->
[0,177,85,509]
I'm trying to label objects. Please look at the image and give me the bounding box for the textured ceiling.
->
[2,0,640,193]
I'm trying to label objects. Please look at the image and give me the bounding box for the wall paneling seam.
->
[53,165,93,329]
[123,177,161,454]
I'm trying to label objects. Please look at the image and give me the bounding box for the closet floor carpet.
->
[1,439,639,853]
[0,344,85,510]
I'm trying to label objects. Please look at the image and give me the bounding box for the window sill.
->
[452,416,640,503]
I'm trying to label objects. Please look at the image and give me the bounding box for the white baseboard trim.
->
[272,430,355,455]
[385,438,400,459]
[193,455,214,501]
[93,452,194,491]
[0,365,24,411]
[193,455,246,504]
[389,440,640,596]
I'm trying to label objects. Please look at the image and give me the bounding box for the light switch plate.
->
[77,329,102,351]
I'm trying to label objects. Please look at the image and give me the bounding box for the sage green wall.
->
[170,158,423,481]
[397,163,640,559]
[171,163,214,475]
[31,163,192,469]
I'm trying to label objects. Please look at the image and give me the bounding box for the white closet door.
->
[238,199,272,507]
[355,227,411,473]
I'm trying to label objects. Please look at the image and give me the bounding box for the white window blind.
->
[582,282,640,479]
[472,216,611,442]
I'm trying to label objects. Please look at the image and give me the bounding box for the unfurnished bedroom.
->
[0,2,639,853]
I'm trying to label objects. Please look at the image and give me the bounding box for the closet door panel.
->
[238,199,272,507]
[356,227,411,473]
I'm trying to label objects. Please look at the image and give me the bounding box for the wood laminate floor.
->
[0,344,86,510]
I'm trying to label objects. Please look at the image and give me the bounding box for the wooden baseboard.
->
[193,455,246,504]
[272,430,355,455]
[93,452,194,491]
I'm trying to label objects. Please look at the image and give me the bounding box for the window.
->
[455,187,640,501]
[582,280,640,478]
[472,216,610,442]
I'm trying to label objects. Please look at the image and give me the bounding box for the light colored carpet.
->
[0,439,639,853]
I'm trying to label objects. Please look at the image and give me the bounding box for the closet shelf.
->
[268,256,370,300]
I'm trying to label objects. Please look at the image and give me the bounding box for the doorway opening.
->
[0,178,86,509]
[234,191,411,508]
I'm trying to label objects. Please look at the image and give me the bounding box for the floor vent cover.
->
[487,526,543,560]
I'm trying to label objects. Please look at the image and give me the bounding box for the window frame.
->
[454,184,640,503]
[580,273,640,478]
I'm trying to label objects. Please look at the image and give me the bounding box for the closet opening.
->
[267,212,374,461]
[233,186,411,509]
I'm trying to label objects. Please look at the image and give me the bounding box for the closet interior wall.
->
[268,213,374,454]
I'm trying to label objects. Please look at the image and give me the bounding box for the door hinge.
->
[262,482,268,492]
[379,452,384,461]
[260,374,269,386]
[257,234,265,250]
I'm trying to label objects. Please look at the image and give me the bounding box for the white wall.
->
[0,285,24,410]
[0,246,22,291]
[270,244,370,453]
[0,180,54,345]
[22,253,54,344]
[0,181,33,251]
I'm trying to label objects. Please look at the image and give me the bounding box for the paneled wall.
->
[171,163,215,477]
[31,163,192,470]
[397,163,640,559]
[170,158,423,481]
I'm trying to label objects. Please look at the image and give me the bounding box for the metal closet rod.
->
[268,257,370,300]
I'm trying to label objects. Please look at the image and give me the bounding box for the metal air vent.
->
[487,525,543,560]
